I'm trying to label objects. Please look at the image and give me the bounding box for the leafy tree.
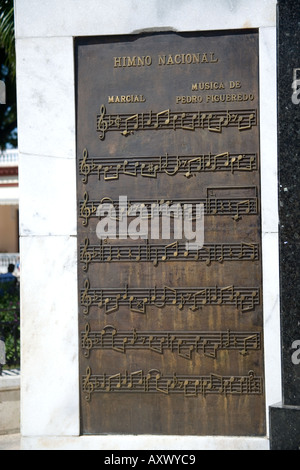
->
[0,287,20,367]
[0,0,17,149]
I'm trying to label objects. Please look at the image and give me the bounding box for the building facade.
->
[0,149,19,273]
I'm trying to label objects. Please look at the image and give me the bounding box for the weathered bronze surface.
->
[75,31,265,435]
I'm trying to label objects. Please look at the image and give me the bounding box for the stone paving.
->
[0,434,21,451]
[0,368,21,449]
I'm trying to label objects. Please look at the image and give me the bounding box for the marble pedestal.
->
[15,0,280,450]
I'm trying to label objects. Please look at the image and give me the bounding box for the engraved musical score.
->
[79,188,258,226]
[79,238,258,270]
[80,148,258,184]
[76,30,265,436]
[80,281,260,315]
[81,323,261,359]
[82,366,263,401]
[96,105,257,140]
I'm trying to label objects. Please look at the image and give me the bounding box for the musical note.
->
[236,154,244,170]
[111,328,128,353]
[129,294,148,314]
[208,113,223,133]
[184,378,200,397]
[207,373,224,393]
[181,112,198,131]
[232,200,250,221]
[240,290,258,313]
[155,370,170,395]
[212,152,229,171]
[154,109,170,129]
[162,154,180,176]
[145,110,152,126]
[217,285,234,304]
[140,162,159,178]
[238,112,255,131]
[203,338,219,359]
[183,156,203,178]
[128,370,144,389]
[178,339,194,360]
[161,241,179,261]
[123,160,139,177]
[130,328,138,346]
[172,113,178,129]
[189,290,206,311]
[239,334,259,356]
[245,155,255,171]
[204,246,212,266]
[104,164,121,180]
[217,244,224,263]
[104,293,121,315]
[238,242,256,260]
[106,373,122,392]
[122,113,139,136]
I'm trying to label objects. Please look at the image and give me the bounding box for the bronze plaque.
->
[76,31,265,435]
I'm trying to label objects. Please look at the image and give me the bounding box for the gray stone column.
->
[269,0,300,450]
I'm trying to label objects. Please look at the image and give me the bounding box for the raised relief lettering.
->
[158,52,218,66]
[114,56,152,67]
[108,95,146,104]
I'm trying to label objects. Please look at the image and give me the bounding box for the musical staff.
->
[81,323,261,359]
[79,189,258,226]
[79,148,258,183]
[82,366,263,401]
[96,105,257,140]
[80,281,260,315]
[80,238,258,270]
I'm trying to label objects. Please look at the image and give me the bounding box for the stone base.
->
[0,376,20,435]
[21,435,269,451]
[269,402,300,450]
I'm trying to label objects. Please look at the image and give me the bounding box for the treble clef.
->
[97,104,108,140]
[82,279,92,315]
[80,148,90,184]
[81,237,92,272]
[83,366,97,402]
[82,323,93,358]
[81,191,90,226]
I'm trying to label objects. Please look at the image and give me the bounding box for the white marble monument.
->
[15,0,280,450]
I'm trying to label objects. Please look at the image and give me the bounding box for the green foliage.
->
[0,0,17,149]
[0,287,20,366]
[0,0,15,78]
